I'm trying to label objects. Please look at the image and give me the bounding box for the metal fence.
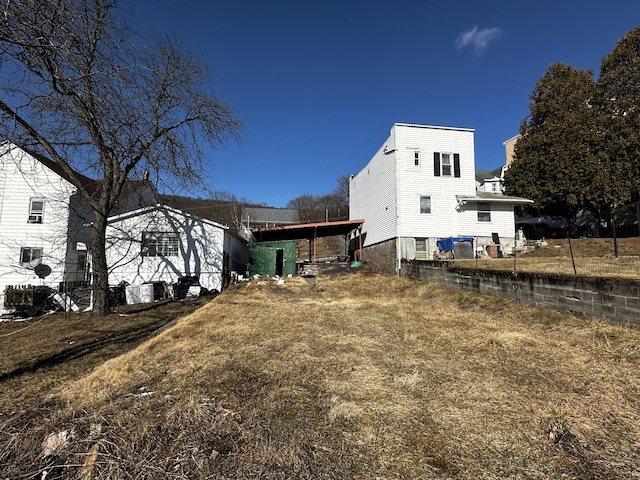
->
[451,235,640,280]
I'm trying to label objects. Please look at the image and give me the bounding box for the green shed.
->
[248,240,297,277]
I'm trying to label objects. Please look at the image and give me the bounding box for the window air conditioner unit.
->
[28,215,43,223]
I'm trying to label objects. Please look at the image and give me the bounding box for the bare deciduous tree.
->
[286,175,350,223]
[0,0,242,314]
[334,174,350,206]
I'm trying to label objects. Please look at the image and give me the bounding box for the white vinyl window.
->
[414,151,420,166]
[433,152,461,177]
[142,232,179,257]
[477,203,491,222]
[441,153,452,176]
[28,198,44,223]
[420,196,431,214]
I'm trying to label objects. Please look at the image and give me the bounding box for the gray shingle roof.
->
[243,207,299,225]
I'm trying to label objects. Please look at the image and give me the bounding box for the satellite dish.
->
[34,264,51,279]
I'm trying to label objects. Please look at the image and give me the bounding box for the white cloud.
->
[456,26,502,53]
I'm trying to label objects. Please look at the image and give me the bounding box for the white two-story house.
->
[0,142,92,312]
[349,123,532,273]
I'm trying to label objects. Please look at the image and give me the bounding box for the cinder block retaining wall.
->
[401,260,640,327]
[362,239,397,275]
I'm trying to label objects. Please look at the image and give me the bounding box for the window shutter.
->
[433,152,441,176]
[454,153,460,178]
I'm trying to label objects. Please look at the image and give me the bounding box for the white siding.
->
[350,123,526,266]
[349,130,398,246]
[394,124,476,239]
[0,144,76,311]
[456,201,517,243]
[105,206,226,292]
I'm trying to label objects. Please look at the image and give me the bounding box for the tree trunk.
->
[91,211,110,316]
[568,213,578,238]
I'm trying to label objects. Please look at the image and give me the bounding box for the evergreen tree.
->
[596,26,640,204]
[504,63,609,234]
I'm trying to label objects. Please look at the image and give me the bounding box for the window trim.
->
[141,231,179,257]
[477,202,491,222]
[20,247,42,265]
[441,153,452,176]
[28,198,44,224]
[433,152,461,178]
[419,195,431,214]
[415,237,428,260]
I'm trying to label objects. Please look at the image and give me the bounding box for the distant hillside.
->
[160,194,267,234]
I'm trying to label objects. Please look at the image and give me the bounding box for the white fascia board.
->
[393,123,475,133]
[457,195,534,205]
[105,204,228,230]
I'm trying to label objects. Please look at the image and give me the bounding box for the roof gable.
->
[107,204,228,230]
[1,142,94,189]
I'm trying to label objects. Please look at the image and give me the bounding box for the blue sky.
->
[131,1,640,207]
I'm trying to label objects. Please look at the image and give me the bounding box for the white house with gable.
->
[105,204,233,294]
[349,123,532,273]
[0,143,92,312]
[0,142,160,313]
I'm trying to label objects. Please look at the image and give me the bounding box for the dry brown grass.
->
[0,297,210,415]
[2,272,640,478]
[297,237,347,262]
[455,237,640,279]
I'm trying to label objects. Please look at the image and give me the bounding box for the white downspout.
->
[394,140,402,276]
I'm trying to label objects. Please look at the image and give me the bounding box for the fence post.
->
[475,236,478,269]
[513,232,517,273]
[613,212,619,257]
[568,230,577,275]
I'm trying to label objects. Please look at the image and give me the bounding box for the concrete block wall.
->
[362,239,397,274]
[401,260,640,327]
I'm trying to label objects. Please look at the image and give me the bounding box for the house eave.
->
[457,194,533,205]
[105,204,229,229]
[394,123,475,133]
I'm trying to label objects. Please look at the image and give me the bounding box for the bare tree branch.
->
[0,0,242,314]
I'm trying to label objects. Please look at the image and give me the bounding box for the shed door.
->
[275,249,284,277]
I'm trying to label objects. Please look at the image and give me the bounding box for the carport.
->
[252,219,365,263]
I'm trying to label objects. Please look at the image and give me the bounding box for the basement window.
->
[142,232,179,257]
[415,238,428,260]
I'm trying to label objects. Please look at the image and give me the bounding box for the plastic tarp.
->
[436,237,474,252]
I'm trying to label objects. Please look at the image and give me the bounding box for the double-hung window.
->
[433,152,461,177]
[20,247,42,265]
[419,196,431,214]
[441,153,452,176]
[477,203,491,222]
[28,198,44,223]
[414,151,420,166]
[142,232,179,257]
